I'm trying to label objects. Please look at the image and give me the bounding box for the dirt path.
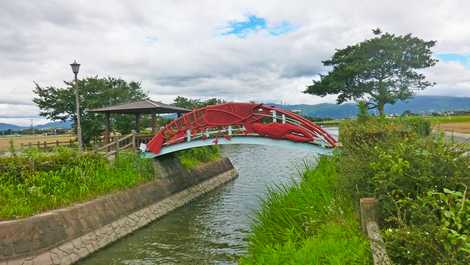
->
[433,122,470,134]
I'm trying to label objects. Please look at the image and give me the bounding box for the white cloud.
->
[1,0,470,124]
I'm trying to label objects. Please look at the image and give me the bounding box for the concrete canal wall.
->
[0,157,238,265]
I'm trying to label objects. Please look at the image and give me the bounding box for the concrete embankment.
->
[0,157,237,265]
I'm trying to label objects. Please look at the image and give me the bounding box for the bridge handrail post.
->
[282,114,286,124]
[115,139,120,159]
[228,126,232,136]
[272,110,277,122]
[131,132,136,150]
[186,129,191,142]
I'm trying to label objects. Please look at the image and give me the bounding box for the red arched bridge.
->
[143,103,337,158]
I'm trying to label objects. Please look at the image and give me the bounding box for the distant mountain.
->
[0,120,72,132]
[35,120,72,130]
[0,123,23,131]
[1,96,469,131]
[276,96,470,119]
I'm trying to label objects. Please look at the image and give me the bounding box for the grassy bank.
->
[0,148,154,220]
[241,116,469,264]
[175,146,221,169]
[0,146,221,220]
[240,157,371,265]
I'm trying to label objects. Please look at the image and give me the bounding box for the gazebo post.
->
[151,113,157,134]
[105,112,111,144]
[135,113,141,133]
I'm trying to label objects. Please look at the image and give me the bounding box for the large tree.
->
[33,77,148,144]
[304,29,437,116]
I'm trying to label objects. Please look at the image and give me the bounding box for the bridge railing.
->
[161,110,331,148]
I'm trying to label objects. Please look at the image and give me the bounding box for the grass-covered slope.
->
[0,148,155,220]
[240,157,371,265]
[0,145,222,220]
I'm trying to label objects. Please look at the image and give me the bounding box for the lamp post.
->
[70,60,83,152]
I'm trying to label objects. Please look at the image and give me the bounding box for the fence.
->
[19,138,77,151]
[94,133,154,159]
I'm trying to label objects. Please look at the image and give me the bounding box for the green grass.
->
[240,157,371,265]
[423,115,470,124]
[175,146,221,169]
[0,147,154,220]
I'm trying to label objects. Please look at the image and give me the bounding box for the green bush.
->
[338,118,470,264]
[0,147,154,219]
[240,157,371,265]
[400,116,432,136]
[383,188,470,264]
[175,145,220,169]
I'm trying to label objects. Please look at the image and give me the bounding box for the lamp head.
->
[70,60,80,75]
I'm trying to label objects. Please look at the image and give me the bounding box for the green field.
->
[424,115,470,124]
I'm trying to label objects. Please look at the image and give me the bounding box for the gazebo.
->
[89,99,190,144]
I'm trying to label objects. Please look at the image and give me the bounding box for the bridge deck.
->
[143,136,334,158]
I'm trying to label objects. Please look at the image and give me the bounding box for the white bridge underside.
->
[143,136,333,158]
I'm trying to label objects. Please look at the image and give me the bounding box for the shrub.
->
[384,188,470,264]
[400,116,432,137]
[176,145,220,169]
[338,117,470,264]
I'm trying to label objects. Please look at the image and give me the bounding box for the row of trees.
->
[33,28,438,143]
[33,78,224,144]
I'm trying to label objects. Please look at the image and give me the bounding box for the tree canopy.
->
[33,77,148,144]
[173,96,225,109]
[304,29,437,115]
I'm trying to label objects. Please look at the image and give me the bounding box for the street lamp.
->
[70,60,83,151]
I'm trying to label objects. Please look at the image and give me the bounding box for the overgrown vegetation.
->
[240,157,371,265]
[175,146,221,169]
[0,147,154,219]
[339,117,470,264]
[242,115,468,264]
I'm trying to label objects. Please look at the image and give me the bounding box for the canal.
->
[78,129,337,265]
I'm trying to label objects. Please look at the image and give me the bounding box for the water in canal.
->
[77,144,324,265]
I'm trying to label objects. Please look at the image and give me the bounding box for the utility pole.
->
[70,60,83,151]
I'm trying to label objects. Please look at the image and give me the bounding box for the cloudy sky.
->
[1,0,470,125]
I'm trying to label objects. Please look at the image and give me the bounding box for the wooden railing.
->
[94,133,154,158]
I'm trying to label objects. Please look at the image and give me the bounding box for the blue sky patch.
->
[222,15,295,37]
[437,53,470,67]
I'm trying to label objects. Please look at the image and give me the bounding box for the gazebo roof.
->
[88,99,190,114]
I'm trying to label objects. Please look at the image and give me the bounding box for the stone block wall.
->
[0,157,237,265]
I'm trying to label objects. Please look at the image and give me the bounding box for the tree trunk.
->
[378,102,385,117]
